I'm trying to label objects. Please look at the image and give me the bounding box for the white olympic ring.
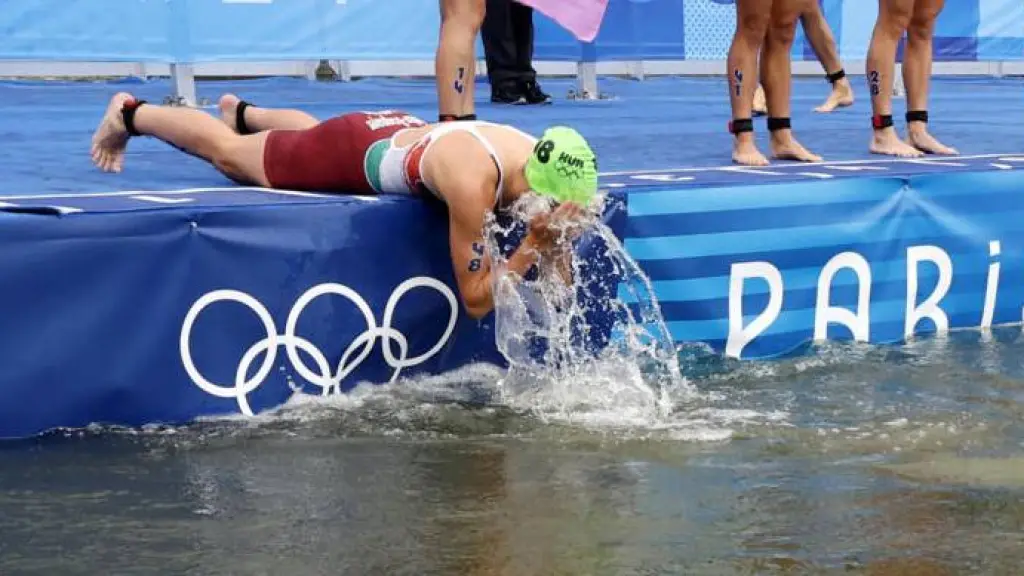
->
[179,277,459,416]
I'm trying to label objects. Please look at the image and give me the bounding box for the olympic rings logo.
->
[179,277,459,416]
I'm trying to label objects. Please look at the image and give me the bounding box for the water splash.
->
[485,193,692,428]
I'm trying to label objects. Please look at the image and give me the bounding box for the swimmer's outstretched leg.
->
[91,92,271,186]
[866,0,923,157]
[218,94,320,134]
[902,0,957,155]
[762,0,822,163]
[800,4,854,113]
[727,0,771,166]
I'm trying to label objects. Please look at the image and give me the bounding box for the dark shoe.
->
[521,80,551,105]
[490,83,528,105]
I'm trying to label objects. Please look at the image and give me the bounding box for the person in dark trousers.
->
[482,0,551,105]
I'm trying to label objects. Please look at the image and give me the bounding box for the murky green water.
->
[1,330,1023,575]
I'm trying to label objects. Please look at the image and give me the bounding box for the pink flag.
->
[515,0,610,43]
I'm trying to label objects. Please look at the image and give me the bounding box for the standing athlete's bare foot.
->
[906,124,958,155]
[218,93,243,133]
[91,92,135,173]
[770,131,822,162]
[733,133,770,166]
[814,79,854,113]
[870,127,923,157]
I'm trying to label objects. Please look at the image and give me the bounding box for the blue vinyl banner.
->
[0,0,1020,63]
[0,196,499,435]
[5,166,1022,436]
[0,190,624,438]
[623,170,1024,359]
[0,0,175,61]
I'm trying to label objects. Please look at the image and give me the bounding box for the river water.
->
[2,328,1023,575]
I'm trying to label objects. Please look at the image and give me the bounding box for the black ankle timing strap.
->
[826,69,846,84]
[236,100,254,135]
[729,118,753,135]
[121,99,147,137]
[872,112,927,130]
[439,113,477,122]
[767,117,791,132]
[906,110,929,124]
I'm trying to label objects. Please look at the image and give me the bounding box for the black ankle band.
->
[906,110,929,124]
[826,69,846,84]
[236,100,253,135]
[872,114,894,130]
[729,118,754,135]
[439,113,477,122]
[121,99,147,137]
[767,117,791,132]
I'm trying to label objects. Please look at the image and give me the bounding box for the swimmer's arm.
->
[449,208,541,320]
[433,141,540,318]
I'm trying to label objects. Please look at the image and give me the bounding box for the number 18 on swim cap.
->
[525,126,598,206]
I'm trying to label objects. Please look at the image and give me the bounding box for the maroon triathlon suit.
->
[263,110,429,193]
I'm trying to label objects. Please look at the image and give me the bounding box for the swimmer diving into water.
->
[89,93,598,319]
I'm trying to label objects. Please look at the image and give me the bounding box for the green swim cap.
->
[524,126,598,206]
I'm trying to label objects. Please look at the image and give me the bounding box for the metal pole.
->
[574,41,599,100]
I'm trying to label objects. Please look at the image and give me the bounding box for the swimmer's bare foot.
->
[870,127,923,158]
[906,124,958,155]
[218,93,242,133]
[770,131,822,163]
[752,84,767,117]
[91,92,134,173]
[733,134,770,166]
[814,80,854,113]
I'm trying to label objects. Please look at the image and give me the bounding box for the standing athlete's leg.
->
[903,0,956,154]
[799,2,854,112]
[866,0,921,157]
[761,0,822,162]
[91,92,270,186]
[217,94,320,134]
[727,0,773,166]
[437,0,486,121]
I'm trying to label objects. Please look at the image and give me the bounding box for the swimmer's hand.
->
[527,202,586,287]
[526,202,586,253]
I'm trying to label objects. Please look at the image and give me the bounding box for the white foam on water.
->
[203,362,508,425]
